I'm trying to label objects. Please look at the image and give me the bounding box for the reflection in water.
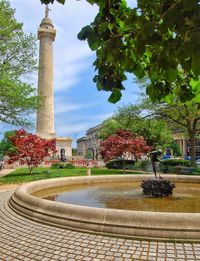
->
[33,182,200,213]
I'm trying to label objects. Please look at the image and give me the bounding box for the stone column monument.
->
[36,6,56,138]
[36,6,72,159]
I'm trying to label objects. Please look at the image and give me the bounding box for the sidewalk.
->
[0,190,200,261]
[0,169,19,192]
[0,168,15,178]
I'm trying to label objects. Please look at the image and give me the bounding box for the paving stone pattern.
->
[0,191,200,261]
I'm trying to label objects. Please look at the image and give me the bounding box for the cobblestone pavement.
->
[0,190,200,261]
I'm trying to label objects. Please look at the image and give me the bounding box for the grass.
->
[0,167,145,185]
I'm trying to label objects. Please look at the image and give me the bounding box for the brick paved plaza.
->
[0,190,200,261]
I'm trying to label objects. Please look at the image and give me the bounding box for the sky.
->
[4,0,140,147]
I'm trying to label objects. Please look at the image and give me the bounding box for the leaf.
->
[77,26,92,40]
[108,88,122,103]
[192,93,200,103]
[190,79,200,92]
[108,23,114,31]
[163,94,173,104]
[87,30,100,51]
[167,69,177,83]
[116,18,125,34]
[192,54,200,76]
[99,22,109,34]
[57,0,65,3]
[183,0,196,11]
[40,0,55,3]
[179,85,195,102]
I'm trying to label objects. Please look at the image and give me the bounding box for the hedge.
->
[51,162,75,169]
[106,159,135,169]
[160,159,191,167]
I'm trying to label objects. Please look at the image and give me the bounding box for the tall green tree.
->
[0,130,16,156]
[152,100,200,166]
[0,0,39,127]
[99,104,173,148]
[41,0,200,104]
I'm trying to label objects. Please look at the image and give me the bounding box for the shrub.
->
[50,162,60,169]
[161,159,191,167]
[135,160,151,170]
[106,159,135,169]
[167,141,182,157]
[141,178,176,197]
[51,162,75,169]
[194,166,200,174]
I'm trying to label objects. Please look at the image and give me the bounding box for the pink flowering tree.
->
[100,129,150,172]
[8,129,57,174]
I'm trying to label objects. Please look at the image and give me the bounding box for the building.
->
[173,131,200,159]
[36,6,72,159]
[77,122,200,160]
[77,124,102,159]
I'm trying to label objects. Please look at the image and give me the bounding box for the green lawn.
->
[0,167,145,185]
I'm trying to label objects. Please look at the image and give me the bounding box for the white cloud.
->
[54,58,91,92]
[54,98,102,114]
[55,103,82,114]
[91,113,113,121]
[56,122,91,136]
[6,0,140,146]
[10,0,97,93]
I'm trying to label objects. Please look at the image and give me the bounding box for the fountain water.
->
[9,175,200,241]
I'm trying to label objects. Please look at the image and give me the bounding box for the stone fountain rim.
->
[9,174,200,241]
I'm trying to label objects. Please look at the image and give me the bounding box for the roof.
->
[40,17,54,27]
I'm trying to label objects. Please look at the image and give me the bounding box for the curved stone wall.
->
[9,175,200,241]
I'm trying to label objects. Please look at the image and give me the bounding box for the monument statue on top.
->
[45,5,50,17]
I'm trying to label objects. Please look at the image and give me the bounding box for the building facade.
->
[77,124,102,160]
[77,122,200,160]
[173,132,200,159]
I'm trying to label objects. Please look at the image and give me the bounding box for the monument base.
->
[56,137,72,160]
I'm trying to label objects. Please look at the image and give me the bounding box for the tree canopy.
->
[150,99,200,165]
[8,129,56,174]
[41,0,200,104]
[0,0,39,127]
[100,129,150,171]
[0,130,16,157]
[99,104,173,148]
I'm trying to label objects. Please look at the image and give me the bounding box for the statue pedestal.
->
[56,137,72,160]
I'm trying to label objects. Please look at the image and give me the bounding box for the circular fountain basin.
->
[9,175,200,241]
[34,181,200,213]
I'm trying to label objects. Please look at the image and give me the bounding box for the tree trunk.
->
[122,158,126,174]
[28,165,33,175]
[189,132,196,166]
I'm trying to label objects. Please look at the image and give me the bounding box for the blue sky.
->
[3,0,139,147]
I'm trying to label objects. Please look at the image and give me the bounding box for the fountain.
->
[9,175,200,241]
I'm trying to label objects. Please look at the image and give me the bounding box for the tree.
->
[168,140,182,157]
[98,118,121,140]
[0,131,16,156]
[0,0,39,127]
[8,129,57,174]
[153,101,200,166]
[100,129,150,172]
[41,0,200,104]
[135,79,200,165]
[72,148,77,156]
[99,104,173,148]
